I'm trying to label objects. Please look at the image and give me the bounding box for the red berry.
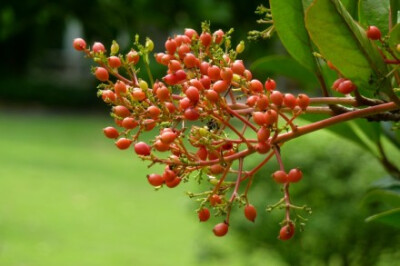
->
[178,44,191,59]
[113,105,131,118]
[210,164,224,174]
[154,139,170,152]
[196,146,208,160]
[213,29,224,44]
[210,194,222,206]
[272,170,288,184]
[165,177,181,188]
[213,222,228,237]
[184,28,199,40]
[231,60,245,75]
[165,102,176,113]
[257,127,270,142]
[163,168,176,182]
[256,141,271,154]
[114,81,127,96]
[265,78,276,91]
[156,86,170,101]
[92,42,105,53]
[208,65,221,81]
[252,112,267,126]
[189,79,204,91]
[270,91,283,106]
[168,60,182,72]
[184,108,200,121]
[200,75,211,89]
[165,38,178,54]
[249,79,263,93]
[103,127,119,139]
[143,119,156,131]
[265,110,278,126]
[183,53,198,68]
[147,174,164,187]
[134,142,151,156]
[246,95,259,107]
[200,32,212,47]
[337,80,356,94]
[95,67,109,81]
[101,90,116,103]
[160,131,177,144]
[256,95,269,111]
[243,69,252,81]
[185,86,200,103]
[332,78,345,91]
[212,80,229,93]
[115,138,132,150]
[179,97,192,110]
[175,70,187,81]
[108,56,121,68]
[287,168,303,183]
[279,223,295,240]
[122,117,138,129]
[220,67,233,82]
[296,94,310,110]
[283,93,297,109]
[164,74,178,85]
[73,38,86,51]
[132,88,146,101]
[366,26,381,40]
[147,106,161,119]
[244,204,257,222]
[126,50,139,64]
[198,208,211,222]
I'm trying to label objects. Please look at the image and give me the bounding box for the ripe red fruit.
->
[132,88,146,101]
[244,204,257,222]
[101,90,116,103]
[147,174,164,187]
[165,177,181,188]
[184,108,200,121]
[265,110,278,126]
[231,60,245,75]
[183,53,198,68]
[156,86,170,101]
[163,168,176,182]
[212,80,229,93]
[337,80,356,94]
[154,140,170,152]
[114,81,127,96]
[279,223,295,240]
[366,26,381,40]
[184,28,199,40]
[270,91,283,106]
[168,60,182,72]
[243,69,252,81]
[126,50,139,64]
[287,168,303,183]
[297,94,310,110]
[178,44,191,59]
[256,95,269,111]
[210,164,224,175]
[208,65,221,81]
[103,127,119,139]
[198,208,211,222]
[164,73,178,85]
[200,32,212,47]
[161,131,177,144]
[175,69,187,81]
[213,29,224,44]
[143,119,156,131]
[220,67,233,82]
[134,142,151,156]
[185,86,200,103]
[113,105,131,118]
[257,127,270,142]
[189,79,204,91]
[249,79,263,93]
[108,56,121,68]
[332,78,345,91]
[200,62,210,75]
[213,222,229,237]
[210,194,222,206]
[200,75,211,89]
[179,97,192,110]
[147,106,161,119]
[115,138,132,150]
[73,38,86,51]
[122,117,138,129]
[196,146,208,160]
[265,78,276,91]
[246,95,259,107]
[252,111,267,126]
[95,67,109,81]
[256,141,271,154]
[165,38,178,54]
[272,170,288,184]
[283,93,297,109]
[92,42,105,53]
[165,102,176,113]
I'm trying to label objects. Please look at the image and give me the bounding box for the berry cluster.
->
[74,23,314,240]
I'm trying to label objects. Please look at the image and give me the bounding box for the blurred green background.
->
[1,1,399,265]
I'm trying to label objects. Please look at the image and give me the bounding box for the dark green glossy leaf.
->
[391,0,400,27]
[388,23,400,57]
[341,0,359,19]
[359,0,390,36]
[270,0,317,72]
[305,0,394,100]
[365,208,400,228]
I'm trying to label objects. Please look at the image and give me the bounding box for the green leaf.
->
[341,0,359,19]
[305,0,394,100]
[270,0,317,72]
[365,208,400,228]
[359,0,390,36]
[250,55,319,90]
[391,0,400,27]
[388,23,400,58]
